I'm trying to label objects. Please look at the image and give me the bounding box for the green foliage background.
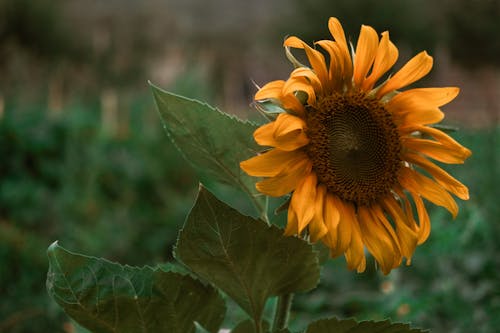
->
[0,0,499,332]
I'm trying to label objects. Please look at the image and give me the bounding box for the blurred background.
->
[0,0,498,332]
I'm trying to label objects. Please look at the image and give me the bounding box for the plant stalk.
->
[271,293,294,332]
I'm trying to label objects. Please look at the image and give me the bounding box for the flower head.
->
[241,18,471,274]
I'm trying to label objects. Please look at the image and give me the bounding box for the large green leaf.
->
[46,242,225,333]
[175,187,320,326]
[305,318,427,333]
[150,83,267,220]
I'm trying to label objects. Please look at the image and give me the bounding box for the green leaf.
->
[46,242,225,333]
[232,319,270,333]
[175,187,320,326]
[150,83,267,220]
[305,317,428,333]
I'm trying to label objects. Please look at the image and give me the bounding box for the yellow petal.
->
[309,184,329,242]
[391,106,444,126]
[343,205,366,272]
[255,80,285,100]
[328,198,353,258]
[273,113,310,151]
[403,138,471,164]
[382,197,418,263]
[328,17,353,78]
[284,202,299,236]
[363,31,399,91]
[399,167,459,218]
[402,125,472,160]
[387,87,459,126]
[320,193,341,248]
[256,159,312,197]
[284,36,329,89]
[405,152,469,200]
[289,172,318,233]
[253,122,276,147]
[353,25,379,88]
[253,114,310,151]
[290,67,322,93]
[240,149,308,177]
[280,94,306,117]
[377,51,433,98]
[358,205,400,275]
[316,40,344,89]
[283,77,316,105]
[410,192,431,244]
[388,87,460,109]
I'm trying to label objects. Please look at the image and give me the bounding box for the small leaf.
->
[151,83,267,220]
[175,187,320,326]
[47,242,225,333]
[194,322,212,333]
[305,317,428,333]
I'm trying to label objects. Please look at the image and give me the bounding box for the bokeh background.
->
[0,0,499,332]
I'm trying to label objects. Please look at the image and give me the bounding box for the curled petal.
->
[284,36,329,90]
[382,197,418,263]
[411,192,431,244]
[399,167,459,218]
[255,80,285,100]
[404,152,469,200]
[358,205,401,275]
[288,172,318,234]
[327,198,353,258]
[309,184,329,242]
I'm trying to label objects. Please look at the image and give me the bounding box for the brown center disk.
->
[305,91,402,205]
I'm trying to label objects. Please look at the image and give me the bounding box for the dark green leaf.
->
[175,187,320,325]
[232,319,270,333]
[150,83,267,220]
[46,242,225,333]
[305,317,428,333]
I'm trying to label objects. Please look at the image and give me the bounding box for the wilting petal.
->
[256,159,312,197]
[320,193,341,247]
[382,197,418,264]
[404,152,469,200]
[343,205,366,272]
[399,166,459,217]
[410,192,431,244]
[363,31,399,91]
[358,205,401,275]
[353,25,379,88]
[327,198,353,258]
[240,149,308,177]
[289,173,318,233]
[377,51,433,97]
[309,184,329,242]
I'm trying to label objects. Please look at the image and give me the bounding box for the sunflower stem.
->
[271,293,294,332]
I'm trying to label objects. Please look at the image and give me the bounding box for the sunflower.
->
[240,17,471,274]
